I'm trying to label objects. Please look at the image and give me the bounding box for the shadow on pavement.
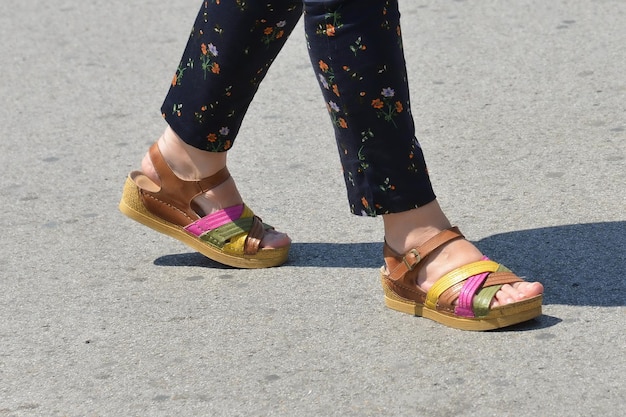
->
[474,221,625,307]
[155,221,625,307]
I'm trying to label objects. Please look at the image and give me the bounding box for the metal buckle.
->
[402,249,421,271]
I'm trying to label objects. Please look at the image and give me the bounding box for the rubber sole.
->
[119,177,290,269]
[381,272,543,331]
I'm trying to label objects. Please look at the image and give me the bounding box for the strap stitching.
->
[143,192,195,222]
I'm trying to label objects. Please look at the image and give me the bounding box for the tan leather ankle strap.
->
[149,142,231,199]
[384,227,465,281]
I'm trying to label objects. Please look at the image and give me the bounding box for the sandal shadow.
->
[154,221,625,309]
[474,221,625,308]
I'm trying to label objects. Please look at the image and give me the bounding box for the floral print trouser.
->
[162,0,436,216]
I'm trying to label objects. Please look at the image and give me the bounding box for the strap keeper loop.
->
[403,249,421,271]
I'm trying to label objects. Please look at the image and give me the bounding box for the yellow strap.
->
[425,260,500,309]
[241,204,255,219]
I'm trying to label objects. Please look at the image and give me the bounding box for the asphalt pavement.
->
[0,0,624,416]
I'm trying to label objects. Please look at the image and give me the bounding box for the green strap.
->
[470,264,513,316]
[472,284,503,317]
[199,217,255,248]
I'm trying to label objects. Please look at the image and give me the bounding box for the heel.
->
[380,273,423,316]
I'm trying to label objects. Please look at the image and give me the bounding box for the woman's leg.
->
[141,0,303,249]
[161,1,302,151]
[303,0,542,306]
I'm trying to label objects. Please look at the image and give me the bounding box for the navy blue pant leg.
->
[161,1,303,151]
[161,0,436,216]
[304,0,435,215]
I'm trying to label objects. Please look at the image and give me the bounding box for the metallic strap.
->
[455,272,489,317]
[425,260,500,310]
[472,285,504,317]
[196,205,270,255]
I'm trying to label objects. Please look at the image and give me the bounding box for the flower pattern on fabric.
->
[318,60,340,97]
[161,0,435,217]
[316,9,342,37]
[172,58,193,87]
[327,100,348,129]
[371,87,404,128]
[306,0,434,216]
[261,20,288,46]
[200,43,220,79]
[163,1,304,154]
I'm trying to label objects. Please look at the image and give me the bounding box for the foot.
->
[140,127,291,249]
[383,201,543,308]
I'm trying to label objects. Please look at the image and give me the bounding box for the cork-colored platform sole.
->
[381,270,542,331]
[119,177,290,269]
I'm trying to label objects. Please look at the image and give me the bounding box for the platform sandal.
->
[119,143,290,268]
[380,227,542,331]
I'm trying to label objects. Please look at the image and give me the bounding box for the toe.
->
[518,281,544,299]
[260,229,291,249]
[492,281,544,307]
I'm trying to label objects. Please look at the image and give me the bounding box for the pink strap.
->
[454,256,490,318]
[184,205,244,237]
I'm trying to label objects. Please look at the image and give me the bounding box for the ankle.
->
[155,126,227,181]
[139,127,243,217]
[382,200,452,254]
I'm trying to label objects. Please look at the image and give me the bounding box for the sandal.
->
[381,227,542,330]
[119,143,290,268]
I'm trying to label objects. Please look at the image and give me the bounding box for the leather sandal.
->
[381,227,542,330]
[119,143,290,268]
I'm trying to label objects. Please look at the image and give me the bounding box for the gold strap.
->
[425,260,500,309]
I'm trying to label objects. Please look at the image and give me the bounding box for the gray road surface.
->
[1,0,624,416]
